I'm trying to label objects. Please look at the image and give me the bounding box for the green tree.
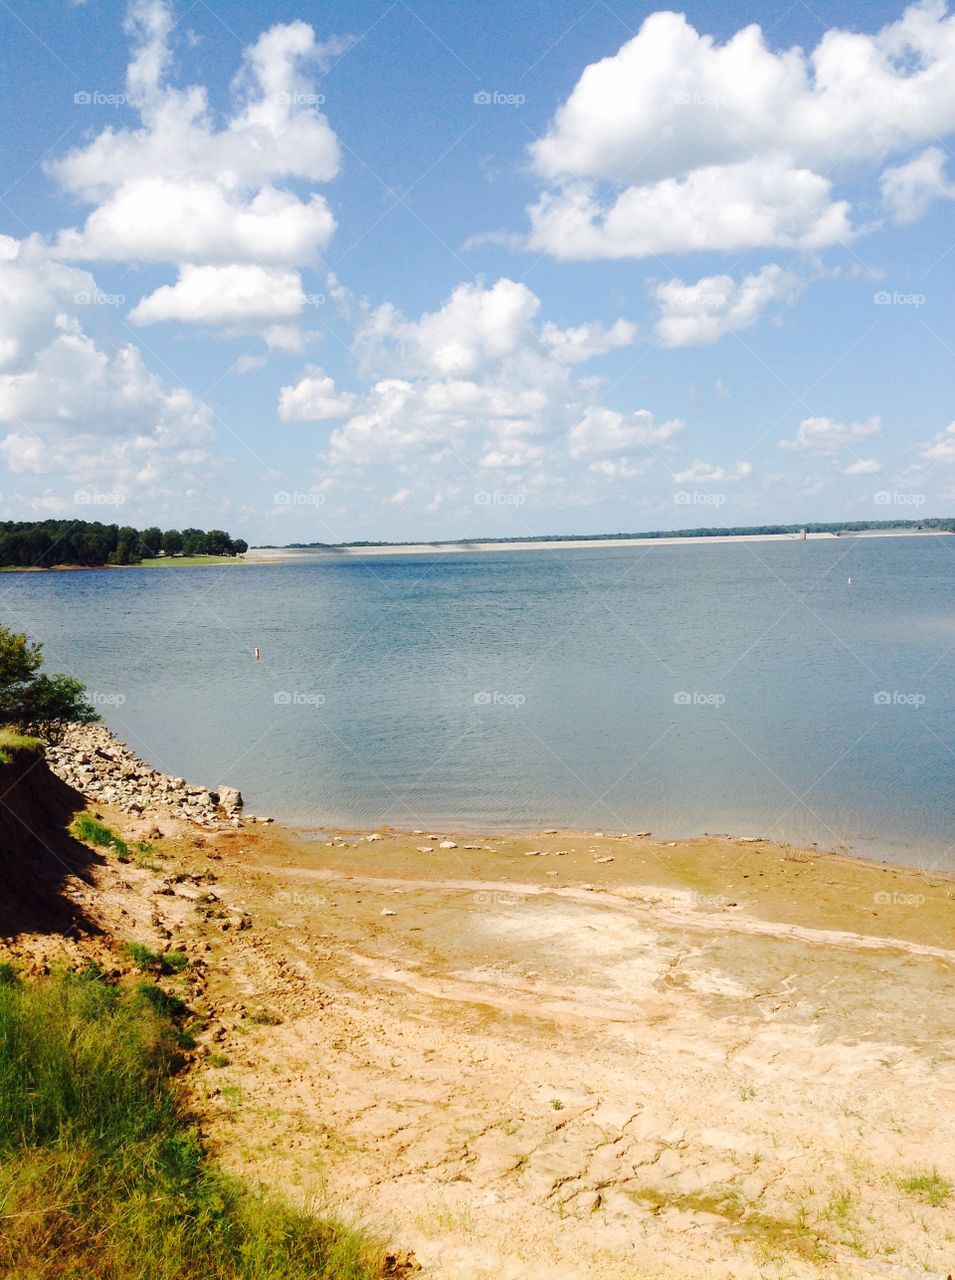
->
[139,526,162,557]
[0,629,43,722]
[161,529,183,556]
[0,627,98,744]
[16,673,99,745]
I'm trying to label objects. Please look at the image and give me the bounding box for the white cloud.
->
[568,406,683,460]
[779,415,882,453]
[540,317,637,362]
[843,458,882,475]
[673,459,752,484]
[531,4,955,183]
[654,264,802,347]
[919,419,955,461]
[319,278,669,494]
[278,369,356,421]
[131,264,306,326]
[527,160,851,260]
[50,1,341,329]
[525,3,955,259]
[56,181,334,266]
[881,146,955,222]
[0,234,214,493]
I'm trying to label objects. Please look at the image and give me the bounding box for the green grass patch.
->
[123,943,191,976]
[0,968,385,1279]
[70,811,130,857]
[0,730,43,764]
[898,1167,953,1207]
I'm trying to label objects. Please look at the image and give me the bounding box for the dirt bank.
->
[1,753,953,1278]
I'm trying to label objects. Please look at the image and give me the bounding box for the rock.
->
[365,833,383,842]
[438,840,457,849]
[415,846,433,854]
[216,785,243,815]
[380,908,397,917]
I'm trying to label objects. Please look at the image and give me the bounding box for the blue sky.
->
[0,0,953,543]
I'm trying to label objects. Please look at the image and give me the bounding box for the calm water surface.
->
[4,537,955,869]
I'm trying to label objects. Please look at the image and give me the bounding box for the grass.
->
[70,811,129,857]
[898,1167,953,1207]
[0,967,385,1279]
[0,730,43,764]
[123,943,189,975]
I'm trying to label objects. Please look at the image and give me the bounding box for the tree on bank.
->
[0,628,98,745]
[0,521,248,569]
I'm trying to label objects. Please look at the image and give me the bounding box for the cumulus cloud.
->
[528,160,852,260]
[50,0,342,331]
[673,459,752,484]
[540,318,637,362]
[919,419,955,461]
[654,264,802,347]
[278,369,357,421]
[881,146,955,222]
[525,2,955,259]
[0,234,214,494]
[315,278,656,492]
[568,407,683,460]
[843,458,882,475]
[532,4,955,182]
[131,265,307,326]
[779,415,882,453]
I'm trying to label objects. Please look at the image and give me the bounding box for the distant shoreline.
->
[248,527,952,561]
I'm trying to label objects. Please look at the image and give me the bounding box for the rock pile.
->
[46,723,244,830]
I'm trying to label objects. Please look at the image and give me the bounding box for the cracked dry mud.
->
[167,829,955,1280]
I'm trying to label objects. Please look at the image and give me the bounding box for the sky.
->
[0,0,954,545]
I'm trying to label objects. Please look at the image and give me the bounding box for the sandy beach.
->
[10,769,954,1279]
[247,528,951,561]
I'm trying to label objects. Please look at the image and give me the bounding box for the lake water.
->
[4,537,955,869]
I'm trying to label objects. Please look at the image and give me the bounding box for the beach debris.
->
[594,856,614,864]
[634,831,651,837]
[365,833,383,842]
[546,870,559,877]
[736,837,763,843]
[416,846,434,854]
[380,908,397,917]
[524,850,543,856]
[439,840,457,849]
[543,829,558,834]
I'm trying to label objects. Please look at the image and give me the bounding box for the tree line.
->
[0,521,249,568]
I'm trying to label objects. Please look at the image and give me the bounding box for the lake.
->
[4,536,954,870]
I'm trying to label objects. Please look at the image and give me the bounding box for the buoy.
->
[253,646,261,661]
[847,578,852,586]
